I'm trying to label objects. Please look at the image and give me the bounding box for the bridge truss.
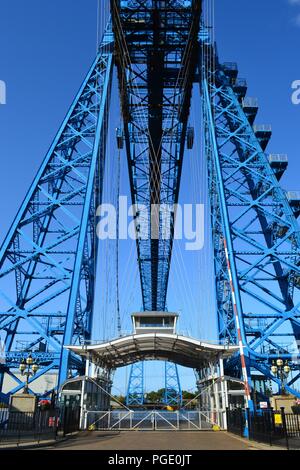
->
[111,0,201,405]
[0,27,114,398]
[201,34,300,402]
[0,0,300,405]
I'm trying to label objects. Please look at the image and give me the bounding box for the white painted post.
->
[213,363,221,427]
[80,377,86,430]
[219,356,228,429]
[85,356,90,376]
[79,355,91,430]
[209,362,215,425]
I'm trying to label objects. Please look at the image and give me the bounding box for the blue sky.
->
[0,1,299,394]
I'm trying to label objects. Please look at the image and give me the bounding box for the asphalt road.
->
[45,431,260,451]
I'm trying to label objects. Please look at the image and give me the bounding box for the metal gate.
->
[84,410,225,431]
[62,406,81,436]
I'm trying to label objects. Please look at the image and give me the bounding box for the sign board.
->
[274,414,282,425]
[10,394,37,413]
[259,402,268,409]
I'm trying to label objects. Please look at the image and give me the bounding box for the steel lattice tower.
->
[164,362,182,406]
[0,1,300,406]
[126,362,144,406]
[126,361,182,407]
[0,25,114,399]
[200,31,300,403]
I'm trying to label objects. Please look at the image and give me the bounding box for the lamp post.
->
[19,355,39,394]
[271,359,291,396]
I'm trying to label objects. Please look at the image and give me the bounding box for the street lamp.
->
[270,359,291,396]
[19,355,39,394]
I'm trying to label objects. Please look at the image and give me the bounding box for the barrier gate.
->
[83,410,226,431]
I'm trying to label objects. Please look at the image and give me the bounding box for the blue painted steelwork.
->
[164,362,182,407]
[200,31,300,400]
[111,0,201,311]
[0,26,114,399]
[126,360,181,407]
[126,362,144,406]
[112,0,202,406]
[1,0,299,409]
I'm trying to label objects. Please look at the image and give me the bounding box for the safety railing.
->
[269,154,288,163]
[0,408,59,448]
[253,124,272,133]
[227,407,300,450]
[242,97,258,108]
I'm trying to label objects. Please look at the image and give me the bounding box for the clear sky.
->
[0,0,299,394]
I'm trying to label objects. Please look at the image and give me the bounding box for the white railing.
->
[269,154,288,163]
[242,97,258,108]
[253,124,272,132]
[287,191,300,201]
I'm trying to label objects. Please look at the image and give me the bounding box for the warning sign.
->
[274,414,282,425]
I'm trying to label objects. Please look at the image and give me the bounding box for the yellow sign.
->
[274,414,282,425]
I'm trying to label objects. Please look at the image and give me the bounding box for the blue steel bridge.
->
[0,0,300,411]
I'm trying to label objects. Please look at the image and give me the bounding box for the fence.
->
[227,407,300,450]
[0,408,59,447]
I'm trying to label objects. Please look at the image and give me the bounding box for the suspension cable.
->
[116,146,121,336]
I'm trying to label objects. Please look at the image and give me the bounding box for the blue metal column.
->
[126,362,144,406]
[164,362,182,407]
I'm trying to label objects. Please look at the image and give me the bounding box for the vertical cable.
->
[116,147,121,336]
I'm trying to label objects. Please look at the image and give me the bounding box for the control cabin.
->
[131,311,178,335]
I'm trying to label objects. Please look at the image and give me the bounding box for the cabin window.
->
[135,317,174,328]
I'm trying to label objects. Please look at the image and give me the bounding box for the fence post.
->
[267,407,273,447]
[246,408,251,441]
[62,408,67,437]
[269,407,273,447]
[55,409,59,440]
[239,408,246,437]
[280,407,289,451]
[37,410,41,444]
[17,413,21,447]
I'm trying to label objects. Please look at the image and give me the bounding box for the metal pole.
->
[281,407,289,450]
[209,362,215,425]
[79,377,86,430]
[214,371,221,427]
[246,408,251,441]
[268,407,273,447]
